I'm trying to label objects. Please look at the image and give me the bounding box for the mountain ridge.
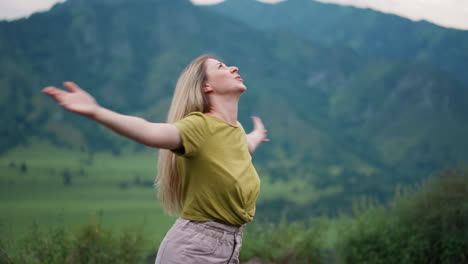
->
[1,0,467,218]
[208,0,468,84]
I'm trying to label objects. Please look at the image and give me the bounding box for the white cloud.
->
[190,0,468,29]
[191,0,285,4]
[256,0,286,3]
[191,0,224,5]
[315,0,468,30]
[0,0,66,20]
[0,0,466,30]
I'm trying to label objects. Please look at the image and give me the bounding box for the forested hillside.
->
[209,0,468,83]
[1,0,467,218]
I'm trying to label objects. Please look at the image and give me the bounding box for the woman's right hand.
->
[42,81,99,118]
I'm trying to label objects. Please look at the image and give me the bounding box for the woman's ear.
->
[202,83,213,94]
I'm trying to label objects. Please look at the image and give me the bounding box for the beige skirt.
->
[155,217,245,264]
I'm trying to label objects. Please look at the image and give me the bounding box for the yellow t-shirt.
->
[173,112,260,225]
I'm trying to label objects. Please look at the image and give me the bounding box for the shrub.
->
[1,221,149,264]
[2,223,72,264]
[71,222,147,264]
[338,168,468,264]
[241,216,327,264]
[0,238,14,264]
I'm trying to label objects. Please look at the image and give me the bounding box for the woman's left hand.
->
[251,116,269,142]
[246,116,269,153]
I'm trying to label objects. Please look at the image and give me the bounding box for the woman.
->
[42,55,268,264]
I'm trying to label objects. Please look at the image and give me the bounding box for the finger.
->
[42,87,69,103]
[42,86,63,95]
[251,116,264,128]
[42,87,68,101]
[251,116,261,122]
[63,81,82,93]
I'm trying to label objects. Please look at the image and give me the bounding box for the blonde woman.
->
[42,55,268,264]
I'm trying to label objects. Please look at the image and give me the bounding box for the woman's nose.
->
[230,66,238,73]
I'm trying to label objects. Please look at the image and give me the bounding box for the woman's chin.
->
[239,84,247,92]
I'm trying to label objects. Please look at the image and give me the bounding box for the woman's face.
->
[203,58,246,95]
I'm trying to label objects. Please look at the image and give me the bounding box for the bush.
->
[241,216,327,264]
[71,223,147,264]
[0,239,14,264]
[0,221,149,264]
[3,168,467,264]
[338,168,468,264]
[0,223,72,264]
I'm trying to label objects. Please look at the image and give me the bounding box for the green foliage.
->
[16,223,72,264]
[337,168,468,264]
[2,0,468,222]
[0,139,175,247]
[0,221,149,264]
[2,167,468,263]
[0,234,14,264]
[241,216,326,263]
[71,221,148,264]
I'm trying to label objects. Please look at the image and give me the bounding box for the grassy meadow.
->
[0,138,176,247]
[0,138,326,244]
[2,138,467,263]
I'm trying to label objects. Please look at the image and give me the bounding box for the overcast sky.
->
[0,0,467,30]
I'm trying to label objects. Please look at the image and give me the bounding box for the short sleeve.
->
[172,112,210,157]
[237,121,246,134]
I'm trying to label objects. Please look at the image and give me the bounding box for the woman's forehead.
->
[205,58,223,67]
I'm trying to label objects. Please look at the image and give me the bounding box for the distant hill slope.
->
[1,0,467,218]
[208,0,468,84]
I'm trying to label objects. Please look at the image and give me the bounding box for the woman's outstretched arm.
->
[42,81,181,150]
[246,116,269,153]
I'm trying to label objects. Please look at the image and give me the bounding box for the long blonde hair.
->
[156,54,215,215]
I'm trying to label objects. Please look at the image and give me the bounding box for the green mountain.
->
[1,0,468,219]
[208,0,468,84]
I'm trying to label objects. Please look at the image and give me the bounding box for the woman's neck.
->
[206,96,239,126]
